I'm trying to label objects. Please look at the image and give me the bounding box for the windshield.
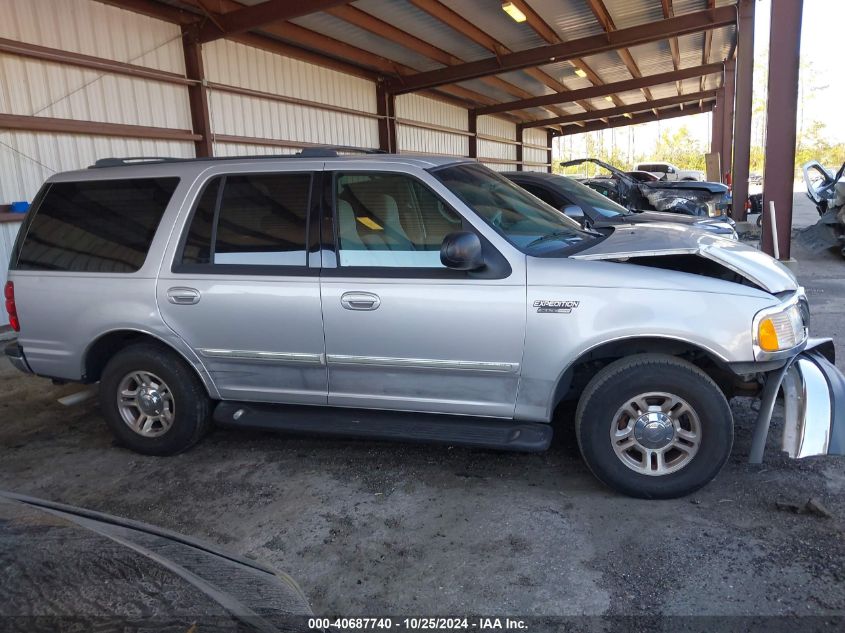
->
[431,163,597,254]
[552,175,631,218]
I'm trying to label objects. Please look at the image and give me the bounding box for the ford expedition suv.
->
[5,152,844,499]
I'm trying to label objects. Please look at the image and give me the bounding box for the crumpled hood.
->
[571,223,798,294]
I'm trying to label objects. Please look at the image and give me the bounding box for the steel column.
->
[468,111,477,159]
[546,130,554,173]
[721,59,735,187]
[761,0,804,259]
[376,84,396,153]
[516,124,524,171]
[711,88,724,164]
[731,0,755,221]
[182,27,213,157]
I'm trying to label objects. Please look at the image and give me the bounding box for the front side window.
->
[15,178,178,273]
[180,173,311,269]
[431,163,598,255]
[335,172,463,268]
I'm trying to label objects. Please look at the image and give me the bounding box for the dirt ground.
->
[1,219,844,626]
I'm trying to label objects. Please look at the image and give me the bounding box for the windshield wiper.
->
[526,231,580,248]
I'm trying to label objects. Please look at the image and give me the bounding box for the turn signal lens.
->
[758,317,779,352]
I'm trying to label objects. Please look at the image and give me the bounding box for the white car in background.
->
[635,161,705,182]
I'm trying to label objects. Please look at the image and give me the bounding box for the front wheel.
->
[575,354,733,499]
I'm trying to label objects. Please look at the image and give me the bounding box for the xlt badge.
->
[534,300,580,314]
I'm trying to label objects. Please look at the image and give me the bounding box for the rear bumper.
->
[750,338,845,462]
[4,342,32,374]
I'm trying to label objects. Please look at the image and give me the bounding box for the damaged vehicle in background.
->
[799,159,845,257]
[564,158,731,219]
[503,171,737,239]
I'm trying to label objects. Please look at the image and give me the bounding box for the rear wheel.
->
[100,344,211,455]
[575,354,733,499]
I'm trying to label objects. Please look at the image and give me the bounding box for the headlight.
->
[754,300,808,354]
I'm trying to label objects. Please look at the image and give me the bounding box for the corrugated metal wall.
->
[477,115,517,171]
[395,93,468,156]
[0,0,194,202]
[523,128,549,172]
[203,39,379,151]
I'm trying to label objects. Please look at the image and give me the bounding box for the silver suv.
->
[5,152,844,498]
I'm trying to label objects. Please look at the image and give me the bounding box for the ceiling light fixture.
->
[574,67,588,78]
[623,113,633,119]
[604,96,614,102]
[502,2,527,23]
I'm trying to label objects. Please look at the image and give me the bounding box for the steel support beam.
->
[559,102,714,135]
[721,59,735,185]
[524,90,715,128]
[0,113,200,141]
[182,27,213,157]
[731,0,755,221]
[516,125,525,172]
[376,84,396,153]
[711,88,724,162]
[383,6,735,94]
[475,63,722,116]
[196,0,353,43]
[467,112,478,159]
[547,130,554,174]
[761,0,803,259]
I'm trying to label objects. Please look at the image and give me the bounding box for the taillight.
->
[4,281,19,332]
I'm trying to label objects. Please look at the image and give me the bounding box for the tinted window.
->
[336,172,463,268]
[519,183,564,208]
[15,178,178,273]
[180,173,311,268]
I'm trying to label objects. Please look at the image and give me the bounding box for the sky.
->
[556,0,843,163]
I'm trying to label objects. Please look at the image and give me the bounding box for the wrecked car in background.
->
[564,158,730,219]
[503,171,737,239]
[800,159,845,257]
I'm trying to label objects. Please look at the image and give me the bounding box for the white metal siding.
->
[0,132,194,202]
[477,115,517,166]
[0,219,23,292]
[395,93,468,156]
[0,0,192,203]
[213,142,298,157]
[203,39,379,150]
[523,128,548,172]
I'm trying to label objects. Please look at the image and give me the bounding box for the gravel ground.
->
[0,230,843,628]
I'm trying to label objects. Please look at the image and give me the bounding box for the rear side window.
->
[15,178,178,273]
[179,173,311,270]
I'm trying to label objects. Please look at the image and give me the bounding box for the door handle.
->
[167,287,201,305]
[341,291,380,311]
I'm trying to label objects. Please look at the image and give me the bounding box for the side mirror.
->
[561,204,586,225]
[440,231,484,271]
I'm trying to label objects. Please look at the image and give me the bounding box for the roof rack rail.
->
[89,146,387,168]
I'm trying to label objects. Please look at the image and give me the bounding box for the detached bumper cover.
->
[4,342,32,374]
[750,338,845,462]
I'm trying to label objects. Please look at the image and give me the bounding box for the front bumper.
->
[4,342,32,374]
[750,338,845,462]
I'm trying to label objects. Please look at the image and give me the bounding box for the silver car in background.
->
[5,152,844,499]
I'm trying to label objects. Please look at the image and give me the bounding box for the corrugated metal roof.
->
[527,0,607,40]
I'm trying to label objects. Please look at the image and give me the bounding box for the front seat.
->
[354,191,414,251]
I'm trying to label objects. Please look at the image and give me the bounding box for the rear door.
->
[319,166,526,418]
[157,163,327,404]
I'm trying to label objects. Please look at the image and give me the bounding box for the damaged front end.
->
[750,339,845,463]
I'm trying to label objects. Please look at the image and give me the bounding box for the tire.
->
[575,354,733,499]
[100,343,212,456]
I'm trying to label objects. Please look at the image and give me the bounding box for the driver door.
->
[319,168,526,418]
